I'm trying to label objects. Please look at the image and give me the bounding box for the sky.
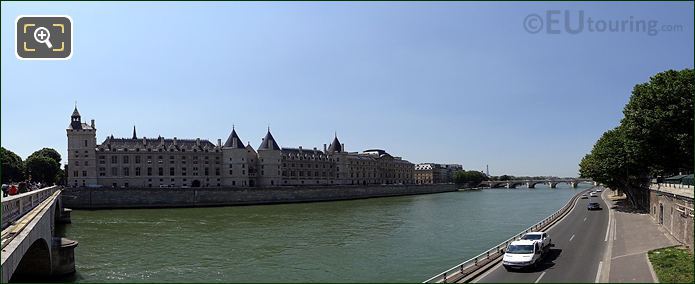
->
[1,1,693,177]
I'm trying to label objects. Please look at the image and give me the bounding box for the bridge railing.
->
[423,186,592,283]
[1,186,60,230]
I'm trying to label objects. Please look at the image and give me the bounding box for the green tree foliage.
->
[1,147,25,183]
[579,69,694,209]
[621,69,694,176]
[25,155,61,184]
[28,148,62,164]
[454,170,488,187]
[25,148,63,185]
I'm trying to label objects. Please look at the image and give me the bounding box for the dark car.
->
[587,202,601,210]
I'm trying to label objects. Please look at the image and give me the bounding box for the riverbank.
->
[61,184,457,209]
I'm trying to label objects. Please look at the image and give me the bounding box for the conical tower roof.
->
[72,106,80,117]
[327,134,342,153]
[258,129,281,150]
[223,127,245,148]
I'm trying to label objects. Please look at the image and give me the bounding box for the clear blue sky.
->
[1,2,693,177]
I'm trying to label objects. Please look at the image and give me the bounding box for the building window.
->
[111,156,118,164]
[73,170,78,177]
[82,171,87,177]
[147,167,152,176]
[123,156,129,164]
[158,167,164,176]
[170,167,175,176]
[111,167,118,176]
[123,167,130,176]
[84,140,88,147]
[135,167,141,176]
[85,161,89,166]
[75,161,80,166]
[215,168,220,176]
[135,156,141,164]
[205,168,209,175]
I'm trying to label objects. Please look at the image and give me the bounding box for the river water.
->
[61,184,590,282]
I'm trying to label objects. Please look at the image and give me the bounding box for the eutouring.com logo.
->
[523,10,683,36]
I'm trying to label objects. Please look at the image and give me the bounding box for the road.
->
[473,187,610,283]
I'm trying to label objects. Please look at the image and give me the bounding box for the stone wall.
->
[649,188,694,251]
[61,184,457,209]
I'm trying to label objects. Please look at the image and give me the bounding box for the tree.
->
[579,68,693,210]
[25,148,63,185]
[28,148,62,164]
[1,147,25,183]
[621,69,694,176]
[25,155,60,184]
[454,170,488,187]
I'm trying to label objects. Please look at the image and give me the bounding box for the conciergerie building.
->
[67,107,414,188]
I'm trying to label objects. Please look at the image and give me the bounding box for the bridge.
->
[1,186,77,282]
[478,179,597,189]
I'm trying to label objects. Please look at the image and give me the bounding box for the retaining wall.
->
[61,184,457,209]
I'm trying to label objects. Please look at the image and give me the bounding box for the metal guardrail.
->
[1,186,60,230]
[423,187,593,283]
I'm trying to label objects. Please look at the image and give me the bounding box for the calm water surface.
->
[62,184,589,282]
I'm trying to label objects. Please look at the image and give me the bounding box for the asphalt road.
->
[473,187,609,283]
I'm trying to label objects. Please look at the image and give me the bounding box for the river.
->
[60,184,589,282]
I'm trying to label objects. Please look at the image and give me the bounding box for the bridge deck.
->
[1,190,61,250]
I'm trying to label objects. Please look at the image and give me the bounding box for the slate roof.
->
[68,123,94,130]
[223,129,245,148]
[258,130,281,150]
[327,136,342,152]
[98,137,216,150]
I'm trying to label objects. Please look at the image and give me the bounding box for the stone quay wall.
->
[649,184,694,251]
[61,184,457,209]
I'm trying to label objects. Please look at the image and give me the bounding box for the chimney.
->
[90,119,95,128]
[217,139,222,147]
[196,138,200,146]
[143,137,147,145]
[173,137,177,146]
[323,144,327,152]
[341,143,345,153]
[299,146,302,152]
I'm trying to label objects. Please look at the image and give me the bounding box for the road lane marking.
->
[534,271,546,283]
[595,261,603,283]
[569,234,575,242]
[613,218,617,241]
[604,215,611,242]
[583,217,587,222]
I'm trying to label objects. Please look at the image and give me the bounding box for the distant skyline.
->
[1,1,693,177]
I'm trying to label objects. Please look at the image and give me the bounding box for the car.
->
[503,240,544,270]
[587,202,601,210]
[580,194,588,199]
[520,232,552,250]
[596,188,602,192]
[589,192,597,197]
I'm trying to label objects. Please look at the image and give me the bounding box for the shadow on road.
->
[511,248,563,273]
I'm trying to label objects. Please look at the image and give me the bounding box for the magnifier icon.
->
[33,27,53,49]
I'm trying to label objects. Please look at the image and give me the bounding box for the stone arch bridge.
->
[478,179,597,189]
[1,186,77,282]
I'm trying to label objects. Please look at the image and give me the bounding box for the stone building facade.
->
[67,107,414,188]
[414,163,463,184]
